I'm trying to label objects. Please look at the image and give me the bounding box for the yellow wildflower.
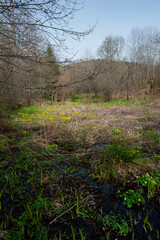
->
[52,144,58,147]
[124,198,127,201]
[113,129,121,135]
[138,199,141,202]
[63,117,71,121]
[131,150,135,154]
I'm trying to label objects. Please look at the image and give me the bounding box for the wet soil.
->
[46,150,160,240]
[1,144,160,240]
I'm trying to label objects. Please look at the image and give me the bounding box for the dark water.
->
[2,149,159,240]
[39,148,160,239]
[65,166,160,240]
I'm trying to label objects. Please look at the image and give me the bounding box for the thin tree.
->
[0,0,95,107]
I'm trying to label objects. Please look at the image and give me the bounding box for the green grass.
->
[104,143,141,164]
[98,98,135,107]
[71,94,136,105]
[102,212,132,236]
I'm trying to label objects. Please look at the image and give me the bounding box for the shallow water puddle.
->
[60,164,160,240]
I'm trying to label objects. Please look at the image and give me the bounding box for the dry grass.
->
[10,98,160,160]
[37,100,159,152]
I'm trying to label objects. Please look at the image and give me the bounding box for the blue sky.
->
[61,0,160,60]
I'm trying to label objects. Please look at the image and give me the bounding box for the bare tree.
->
[127,27,160,95]
[97,35,125,61]
[54,59,106,101]
[0,0,94,51]
[0,0,95,107]
[97,35,125,101]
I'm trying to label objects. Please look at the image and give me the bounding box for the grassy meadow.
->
[0,97,160,240]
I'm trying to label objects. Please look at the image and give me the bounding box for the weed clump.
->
[102,212,132,236]
[120,189,144,208]
[105,143,141,164]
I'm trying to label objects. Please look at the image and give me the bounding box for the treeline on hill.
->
[56,59,160,102]
[56,30,160,102]
[0,0,160,109]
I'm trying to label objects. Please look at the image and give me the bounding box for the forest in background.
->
[0,0,94,109]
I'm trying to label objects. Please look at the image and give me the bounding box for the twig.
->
[31,159,44,170]
[49,203,77,225]
[49,194,92,225]
[16,142,24,153]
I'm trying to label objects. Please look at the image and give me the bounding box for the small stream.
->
[3,146,159,240]
[54,147,160,240]
[71,168,160,240]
